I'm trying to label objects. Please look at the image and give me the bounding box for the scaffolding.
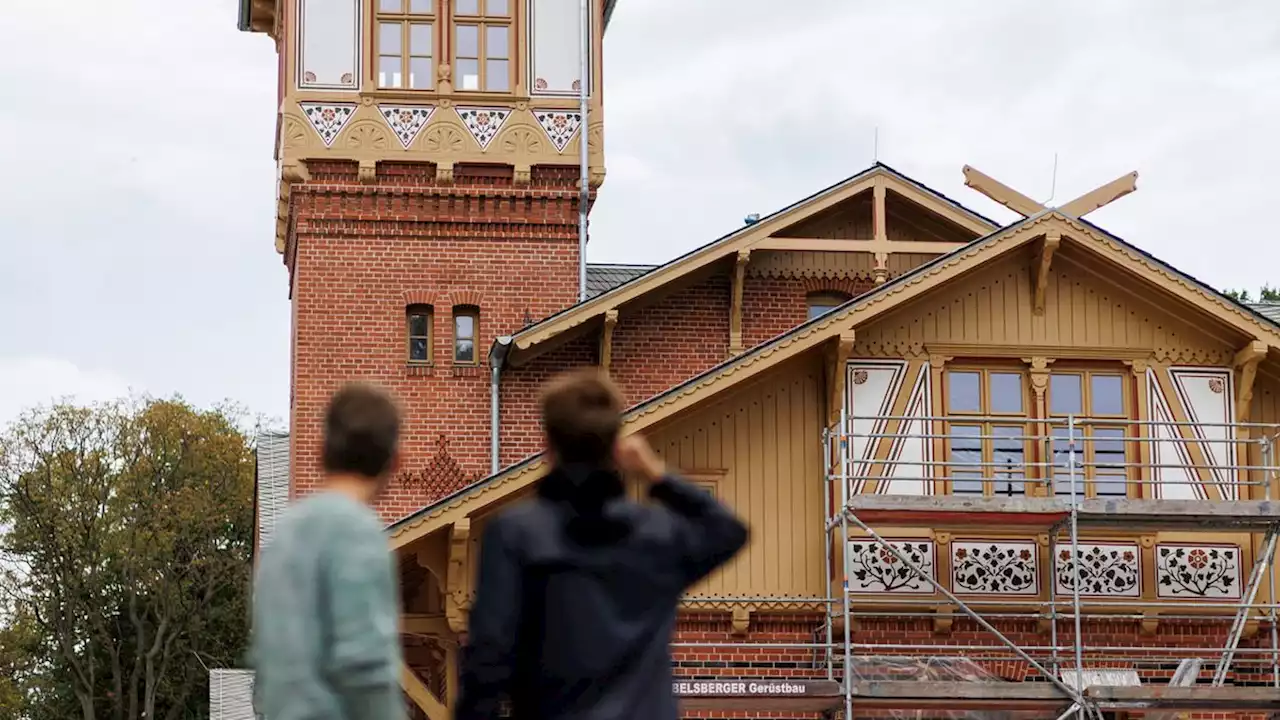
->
[672,413,1280,719]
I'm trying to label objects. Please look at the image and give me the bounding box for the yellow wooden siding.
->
[648,357,827,599]
[854,248,1234,362]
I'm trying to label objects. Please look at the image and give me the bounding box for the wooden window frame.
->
[453,0,514,93]
[806,291,851,321]
[452,305,480,365]
[375,0,437,90]
[406,304,433,365]
[1046,367,1134,499]
[943,366,1032,497]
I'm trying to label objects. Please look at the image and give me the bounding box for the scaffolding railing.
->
[669,414,1280,719]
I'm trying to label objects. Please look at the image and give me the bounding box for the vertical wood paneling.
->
[855,253,1233,363]
[649,358,826,598]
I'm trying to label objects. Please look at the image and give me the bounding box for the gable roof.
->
[1249,303,1280,325]
[501,163,1001,367]
[391,208,1280,549]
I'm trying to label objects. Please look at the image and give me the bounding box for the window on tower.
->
[806,291,851,321]
[406,305,433,364]
[297,0,361,89]
[454,0,512,92]
[453,306,479,364]
[377,0,436,89]
[529,0,589,96]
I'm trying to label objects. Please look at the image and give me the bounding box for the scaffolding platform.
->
[847,681,1280,713]
[844,495,1280,532]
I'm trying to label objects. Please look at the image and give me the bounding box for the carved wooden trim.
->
[444,519,471,633]
[600,308,618,370]
[1032,231,1061,316]
[1234,340,1267,423]
[729,250,751,356]
[824,331,856,427]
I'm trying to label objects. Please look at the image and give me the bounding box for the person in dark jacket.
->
[455,368,750,720]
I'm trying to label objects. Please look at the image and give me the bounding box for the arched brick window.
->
[806,291,851,321]
[406,304,433,364]
[452,305,480,364]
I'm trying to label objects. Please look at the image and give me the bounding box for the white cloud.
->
[0,357,134,426]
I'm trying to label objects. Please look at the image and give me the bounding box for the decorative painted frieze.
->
[844,360,934,496]
[455,107,511,151]
[299,103,357,148]
[379,106,436,149]
[533,111,583,153]
[1156,544,1241,600]
[952,540,1038,595]
[1054,542,1141,597]
[846,540,935,594]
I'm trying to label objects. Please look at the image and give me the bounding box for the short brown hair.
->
[541,369,625,466]
[322,382,402,478]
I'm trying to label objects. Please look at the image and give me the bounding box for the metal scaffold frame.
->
[818,411,1280,719]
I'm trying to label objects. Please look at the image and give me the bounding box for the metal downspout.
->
[489,337,512,474]
[577,0,590,302]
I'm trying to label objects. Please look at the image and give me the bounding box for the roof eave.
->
[604,0,618,30]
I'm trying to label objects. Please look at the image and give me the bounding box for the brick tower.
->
[240,0,611,521]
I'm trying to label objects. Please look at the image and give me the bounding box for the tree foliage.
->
[1223,284,1280,303]
[0,399,256,720]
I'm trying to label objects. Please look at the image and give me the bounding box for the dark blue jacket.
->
[455,465,749,720]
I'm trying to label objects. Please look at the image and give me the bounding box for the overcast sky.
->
[1,0,1278,427]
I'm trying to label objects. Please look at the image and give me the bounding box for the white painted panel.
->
[846,539,936,594]
[1054,542,1141,597]
[1147,369,1200,500]
[1170,367,1237,499]
[951,539,1039,596]
[845,360,906,495]
[529,0,589,96]
[297,0,361,90]
[1156,543,1242,600]
[881,368,933,496]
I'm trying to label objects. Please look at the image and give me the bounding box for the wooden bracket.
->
[600,309,619,370]
[1140,611,1160,636]
[358,159,377,184]
[825,331,857,427]
[934,604,957,635]
[872,252,889,285]
[444,519,471,634]
[280,159,311,184]
[729,250,751,356]
[1032,231,1061,316]
[435,160,455,184]
[730,606,752,636]
[1234,340,1268,423]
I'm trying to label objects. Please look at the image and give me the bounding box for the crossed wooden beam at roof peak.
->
[962,165,1139,220]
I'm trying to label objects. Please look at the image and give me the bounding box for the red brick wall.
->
[742,275,876,351]
[288,161,586,523]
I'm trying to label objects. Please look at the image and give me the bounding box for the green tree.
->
[0,399,256,720]
[1224,284,1280,303]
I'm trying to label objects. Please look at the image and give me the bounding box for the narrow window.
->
[806,291,851,321]
[943,368,1029,496]
[530,0,589,96]
[377,0,435,89]
[1047,370,1131,498]
[406,305,432,364]
[455,0,512,92]
[453,307,479,364]
[298,0,361,89]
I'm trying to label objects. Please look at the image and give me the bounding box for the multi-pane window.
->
[407,305,432,364]
[455,0,512,92]
[806,292,851,321]
[1048,371,1129,498]
[453,307,479,364]
[377,0,435,89]
[945,369,1030,496]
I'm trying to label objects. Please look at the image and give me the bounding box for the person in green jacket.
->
[251,382,406,720]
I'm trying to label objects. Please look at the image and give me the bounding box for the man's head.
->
[541,369,625,467]
[322,382,402,495]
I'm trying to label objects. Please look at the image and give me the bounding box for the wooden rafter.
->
[599,309,618,370]
[444,520,471,633]
[754,238,969,255]
[1058,172,1139,218]
[963,165,1139,220]
[1032,231,1061,316]
[1234,340,1268,423]
[962,166,1044,217]
[401,663,449,720]
[729,250,750,356]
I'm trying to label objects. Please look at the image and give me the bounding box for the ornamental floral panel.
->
[300,103,357,147]
[1054,542,1141,597]
[379,106,436,149]
[1156,544,1242,600]
[952,540,1039,595]
[846,540,935,594]
[534,111,583,153]
[455,107,511,150]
